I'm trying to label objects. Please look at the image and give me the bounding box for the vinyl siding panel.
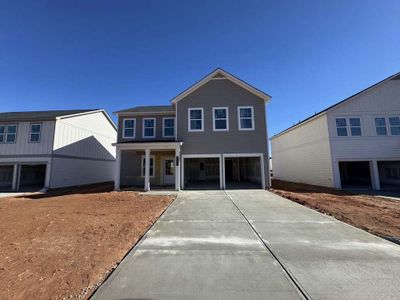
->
[271,115,334,187]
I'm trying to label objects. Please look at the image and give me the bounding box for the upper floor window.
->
[0,125,5,143]
[188,108,203,132]
[5,125,17,143]
[213,107,229,131]
[163,117,175,138]
[29,124,41,143]
[389,117,400,135]
[238,106,254,130]
[375,117,387,136]
[335,117,362,137]
[123,119,135,138]
[349,118,361,136]
[143,118,156,138]
[141,155,155,177]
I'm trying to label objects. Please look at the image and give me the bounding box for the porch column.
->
[175,147,180,191]
[370,160,381,190]
[115,148,121,191]
[144,148,151,191]
[260,154,266,190]
[11,164,18,191]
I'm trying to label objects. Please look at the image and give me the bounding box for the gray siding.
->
[176,79,268,155]
[117,114,175,142]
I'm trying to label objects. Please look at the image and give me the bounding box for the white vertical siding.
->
[271,115,334,187]
[0,121,55,156]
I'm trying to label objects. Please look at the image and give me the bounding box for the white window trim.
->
[0,124,6,143]
[348,117,362,136]
[28,123,42,143]
[142,118,156,138]
[213,107,229,131]
[122,118,136,139]
[238,106,255,131]
[374,116,389,136]
[335,116,363,137]
[5,124,17,144]
[388,115,400,136]
[141,155,155,177]
[162,117,175,138]
[188,108,204,132]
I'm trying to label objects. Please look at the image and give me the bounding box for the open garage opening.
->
[339,161,372,189]
[224,157,262,189]
[378,161,400,190]
[19,164,46,191]
[183,157,220,189]
[0,165,13,191]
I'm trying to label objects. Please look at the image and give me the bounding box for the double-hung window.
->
[349,118,362,136]
[213,107,229,131]
[238,106,254,130]
[389,117,400,135]
[141,155,154,177]
[188,108,203,132]
[163,117,175,138]
[335,118,347,136]
[0,125,5,143]
[123,119,135,138]
[143,118,156,138]
[375,117,387,136]
[335,117,362,137]
[6,125,17,143]
[29,124,41,142]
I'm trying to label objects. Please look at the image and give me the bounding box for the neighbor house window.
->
[213,107,229,131]
[335,118,347,136]
[123,119,135,138]
[141,155,155,177]
[389,117,400,135]
[349,118,362,136]
[5,125,17,143]
[375,117,387,136]
[29,124,41,142]
[188,108,204,132]
[143,118,156,138]
[163,117,175,138]
[238,106,254,130]
[0,125,5,143]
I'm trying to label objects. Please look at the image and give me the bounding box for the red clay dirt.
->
[271,179,400,240]
[0,184,174,300]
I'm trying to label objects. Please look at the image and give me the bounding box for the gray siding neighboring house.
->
[114,68,271,191]
[271,72,400,190]
[0,109,117,191]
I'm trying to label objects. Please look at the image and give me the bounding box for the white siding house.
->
[271,72,400,190]
[0,109,116,191]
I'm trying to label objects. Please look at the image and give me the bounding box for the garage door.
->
[224,157,263,189]
[378,161,400,189]
[19,165,46,191]
[183,157,220,189]
[0,166,13,191]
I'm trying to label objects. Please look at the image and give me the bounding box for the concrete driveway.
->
[92,190,400,300]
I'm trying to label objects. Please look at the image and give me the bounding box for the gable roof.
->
[0,109,117,130]
[115,105,174,114]
[170,68,271,104]
[271,71,400,139]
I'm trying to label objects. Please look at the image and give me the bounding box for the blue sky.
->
[0,0,399,136]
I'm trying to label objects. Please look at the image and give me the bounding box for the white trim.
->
[171,68,271,104]
[122,118,136,139]
[142,118,156,138]
[141,155,155,177]
[188,108,204,132]
[212,107,229,131]
[5,124,18,144]
[162,117,175,138]
[237,106,255,131]
[58,109,117,131]
[114,141,182,150]
[28,123,42,143]
[334,116,363,137]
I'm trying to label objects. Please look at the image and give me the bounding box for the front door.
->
[163,157,175,185]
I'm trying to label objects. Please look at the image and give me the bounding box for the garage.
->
[378,161,400,189]
[183,157,221,189]
[0,165,13,191]
[19,164,47,191]
[339,161,372,188]
[224,156,263,189]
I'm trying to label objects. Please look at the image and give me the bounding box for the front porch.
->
[114,142,182,191]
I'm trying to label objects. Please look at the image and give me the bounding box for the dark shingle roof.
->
[115,105,174,114]
[0,109,98,122]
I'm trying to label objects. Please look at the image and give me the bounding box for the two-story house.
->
[114,68,271,191]
[271,72,400,191]
[0,109,117,191]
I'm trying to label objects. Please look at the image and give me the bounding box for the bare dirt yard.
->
[271,180,400,241]
[0,184,174,300]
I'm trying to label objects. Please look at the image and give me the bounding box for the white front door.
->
[163,157,175,185]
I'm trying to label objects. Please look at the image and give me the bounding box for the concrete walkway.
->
[92,190,400,300]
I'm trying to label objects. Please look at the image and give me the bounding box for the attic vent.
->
[212,73,227,80]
